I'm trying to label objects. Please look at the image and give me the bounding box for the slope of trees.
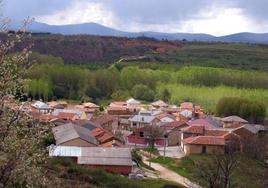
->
[1,33,268,71]
[216,97,266,123]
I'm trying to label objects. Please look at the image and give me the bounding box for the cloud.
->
[3,0,268,35]
[36,1,117,27]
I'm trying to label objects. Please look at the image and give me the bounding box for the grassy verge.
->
[151,155,268,188]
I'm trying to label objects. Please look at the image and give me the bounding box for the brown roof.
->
[91,128,114,144]
[110,101,127,107]
[181,125,205,134]
[205,130,229,136]
[107,106,128,111]
[182,136,225,146]
[161,121,187,129]
[57,112,77,120]
[91,114,114,126]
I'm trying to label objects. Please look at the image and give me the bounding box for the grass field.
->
[157,83,268,116]
[151,154,267,188]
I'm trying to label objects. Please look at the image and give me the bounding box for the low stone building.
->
[182,136,225,155]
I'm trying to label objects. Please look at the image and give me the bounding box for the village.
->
[14,97,266,184]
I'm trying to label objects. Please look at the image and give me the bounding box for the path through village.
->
[139,151,201,188]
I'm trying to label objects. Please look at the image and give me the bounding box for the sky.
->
[3,0,268,36]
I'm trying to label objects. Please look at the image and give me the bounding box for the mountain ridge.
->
[11,21,268,44]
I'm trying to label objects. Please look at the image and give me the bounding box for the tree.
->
[131,84,155,101]
[159,88,171,102]
[144,125,164,149]
[0,19,50,187]
[194,143,240,188]
[216,97,266,124]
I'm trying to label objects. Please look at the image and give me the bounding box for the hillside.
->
[7,34,268,71]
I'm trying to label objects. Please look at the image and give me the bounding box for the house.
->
[52,109,87,120]
[126,98,141,112]
[176,110,193,122]
[139,109,163,116]
[161,121,189,146]
[162,107,181,114]
[107,106,130,115]
[157,113,176,123]
[52,123,99,147]
[49,146,132,175]
[182,136,225,155]
[151,100,168,109]
[31,101,53,114]
[127,127,166,147]
[221,116,248,128]
[232,124,259,140]
[91,114,114,131]
[128,115,160,129]
[180,102,194,111]
[47,101,67,109]
[188,118,218,129]
[75,102,100,114]
[181,125,205,142]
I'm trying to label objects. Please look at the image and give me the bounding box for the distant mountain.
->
[218,32,268,44]
[11,21,268,44]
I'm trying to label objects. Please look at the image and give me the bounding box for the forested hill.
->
[4,33,268,71]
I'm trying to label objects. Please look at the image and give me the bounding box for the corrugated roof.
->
[52,123,98,145]
[52,109,83,117]
[78,147,132,166]
[32,101,51,109]
[48,145,81,157]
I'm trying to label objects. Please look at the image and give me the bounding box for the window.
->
[140,131,144,137]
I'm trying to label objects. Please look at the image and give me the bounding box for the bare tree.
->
[193,140,240,188]
[144,125,164,149]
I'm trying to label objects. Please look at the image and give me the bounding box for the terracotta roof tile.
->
[182,136,225,146]
[181,125,205,134]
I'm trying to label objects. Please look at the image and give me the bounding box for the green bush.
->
[131,84,155,101]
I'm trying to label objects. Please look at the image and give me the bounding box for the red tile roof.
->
[180,102,194,110]
[110,101,127,107]
[161,121,187,129]
[91,114,114,126]
[182,136,225,146]
[181,125,205,134]
[205,130,229,136]
[57,112,77,120]
[188,119,215,129]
